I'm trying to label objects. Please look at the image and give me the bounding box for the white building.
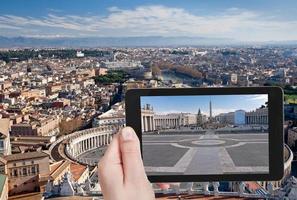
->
[245,107,268,125]
[141,104,200,132]
[0,119,11,156]
[215,112,235,125]
[76,51,85,58]
[230,73,238,84]
[234,110,246,125]
[215,110,245,125]
[93,102,125,128]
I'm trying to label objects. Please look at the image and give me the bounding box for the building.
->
[35,116,60,136]
[0,151,50,196]
[93,102,125,128]
[21,89,46,99]
[141,104,155,132]
[230,73,238,84]
[285,104,297,120]
[234,110,246,125]
[95,67,108,76]
[70,163,89,185]
[215,108,268,126]
[141,104,200,132]
[0,118,11,155]
[11,123,38,136]
[49,160,71,186]
[11,116,60,137]
[215,112,235,125]
[275,68,288,78]
[76,51,84,58]
[46,84,62,96]
[287,127,297,149]
[245,107,268,125]
[124,80,146,90]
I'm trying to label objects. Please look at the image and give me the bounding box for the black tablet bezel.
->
[125,87,284,182]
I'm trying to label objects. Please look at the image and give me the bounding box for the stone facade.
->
[0,151,50,196]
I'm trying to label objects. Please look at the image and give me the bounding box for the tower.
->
[197,109,203,126]
[209,99,213,122]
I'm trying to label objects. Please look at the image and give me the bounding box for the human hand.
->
[156,183,180,190]
[98,127,155,200]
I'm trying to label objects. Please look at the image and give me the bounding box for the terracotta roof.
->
[50,160,71,180]
[0,118,9,137]
[7,192,42,200]
[70,163,87,181]
[50,161,64,174]
[3,151,48,162]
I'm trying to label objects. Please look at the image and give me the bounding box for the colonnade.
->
[246,115,268,124]
[69,133,112,157]
[154,118,180,129]
[142,115,155,132]
[64,125,116,166]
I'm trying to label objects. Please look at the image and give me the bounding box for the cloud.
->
[247,95,268,101]
[0,5,297,41]
[212,108,237,116]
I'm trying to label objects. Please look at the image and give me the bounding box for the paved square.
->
[143,130,269,175]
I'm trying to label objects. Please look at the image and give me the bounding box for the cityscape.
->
[0,0,297,200]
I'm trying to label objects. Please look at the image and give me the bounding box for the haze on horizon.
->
[0,0,297,43]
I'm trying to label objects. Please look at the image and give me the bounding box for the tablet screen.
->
[140,94,269,175]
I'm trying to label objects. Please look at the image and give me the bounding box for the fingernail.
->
[121,127,135,141]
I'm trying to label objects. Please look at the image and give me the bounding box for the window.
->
[31,161,34,164]
[22,168,27,176]
[13,169,18,177]
[0,140,4,149]
[31,166,36,174]
[13,163,16,167]
[22,161,26,165]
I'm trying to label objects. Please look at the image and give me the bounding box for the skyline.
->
[0,1,297,41]
[141,95,268,116]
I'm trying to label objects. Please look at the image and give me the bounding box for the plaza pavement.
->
[143,129,269,175]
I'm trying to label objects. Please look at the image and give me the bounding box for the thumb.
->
[119,127,147,184]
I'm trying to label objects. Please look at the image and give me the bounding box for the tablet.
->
[125,87,284,182]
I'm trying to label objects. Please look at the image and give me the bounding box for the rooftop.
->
[3,151,48,162]
[0,118,9,136]
[70,163,88,181]
[50,160,71,180]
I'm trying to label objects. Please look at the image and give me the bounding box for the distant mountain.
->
[0,36,296,48]
[0,36,238,48]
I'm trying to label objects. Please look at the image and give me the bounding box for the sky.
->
[0,0,297,41]
[141,94,268,116]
